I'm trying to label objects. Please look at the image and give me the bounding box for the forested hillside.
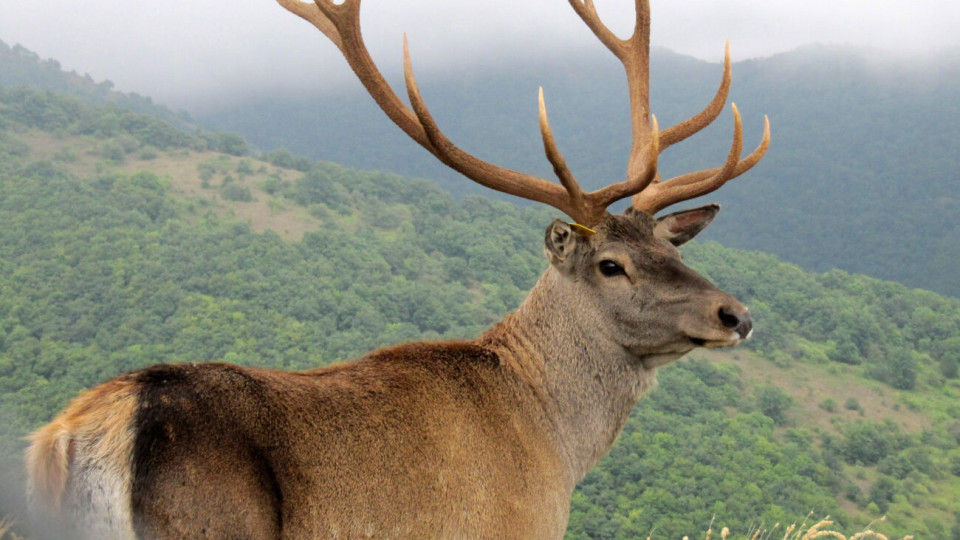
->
[0,86,958,538]
[202,45,960,299]
[0,40,196,131]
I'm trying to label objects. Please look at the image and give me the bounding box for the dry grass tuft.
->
[0,518,25,540]
[793,516,912,540]
[660,515,913,540]
[738,515,912,540]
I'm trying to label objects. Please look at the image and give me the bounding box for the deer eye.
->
[598,260,626,277]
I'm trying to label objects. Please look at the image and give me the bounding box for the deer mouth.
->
[689,332,747,349]
[631,329,749,369]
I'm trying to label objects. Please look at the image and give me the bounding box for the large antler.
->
[278,0,768,224]
[566,0,770,215]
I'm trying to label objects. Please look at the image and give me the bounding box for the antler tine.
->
[568,0,658,209]
[633,105,771,215]
[537,88,660,225]
[538,88,588,217]
[654,112,770,193]
[567,0,629,57]
[277,0,427,148]
[277,0,341,48]
[659,42,732,150]
[566,1,770,217]
[401,38,591,219]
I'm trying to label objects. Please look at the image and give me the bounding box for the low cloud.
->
[1,0,957,111]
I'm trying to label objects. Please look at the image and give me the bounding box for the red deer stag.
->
[26,0,769,538]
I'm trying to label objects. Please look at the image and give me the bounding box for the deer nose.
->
[718,305,752,339]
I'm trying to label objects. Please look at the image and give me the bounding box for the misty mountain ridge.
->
[198,44,960,298]
[2,38,958,297]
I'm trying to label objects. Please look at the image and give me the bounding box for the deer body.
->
[27,0,770,537]
[30,344,570,539]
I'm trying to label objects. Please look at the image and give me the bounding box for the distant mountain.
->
[200,45,960,298]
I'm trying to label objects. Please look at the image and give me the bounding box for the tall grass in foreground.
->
[0,519,24,540]
[672,516,912,540]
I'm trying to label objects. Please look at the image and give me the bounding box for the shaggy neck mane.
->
[480,267,656,485]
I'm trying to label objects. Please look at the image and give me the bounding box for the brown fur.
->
[125,344,569,539]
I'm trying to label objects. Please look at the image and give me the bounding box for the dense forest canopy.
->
[0,85,958,538]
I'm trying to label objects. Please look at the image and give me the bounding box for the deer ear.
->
[654,204,720,246]
[544,219,583,267]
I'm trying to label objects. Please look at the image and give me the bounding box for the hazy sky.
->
[2,0,957,110]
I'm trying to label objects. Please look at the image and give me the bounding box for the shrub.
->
[755,385,793,426]
[259,176,287,195]
[235,159,254,176]
[197,161,217,181]
[138,146,158,160]
[100,139,125,162]
[220,183,253,202]
[844,397,861,411]
[263,148,313,171]
[842,421,903,465]
[868,476,896,513]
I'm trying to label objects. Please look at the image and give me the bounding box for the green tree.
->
[755,385,793,426]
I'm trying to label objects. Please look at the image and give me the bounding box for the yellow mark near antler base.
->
[569,223,597,236]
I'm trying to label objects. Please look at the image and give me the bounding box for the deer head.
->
[543,207,751,359]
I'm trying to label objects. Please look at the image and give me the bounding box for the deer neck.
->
[482,267,659,485]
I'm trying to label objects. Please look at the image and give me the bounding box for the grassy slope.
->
[706,348,959,531]
[15,128,318,240]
